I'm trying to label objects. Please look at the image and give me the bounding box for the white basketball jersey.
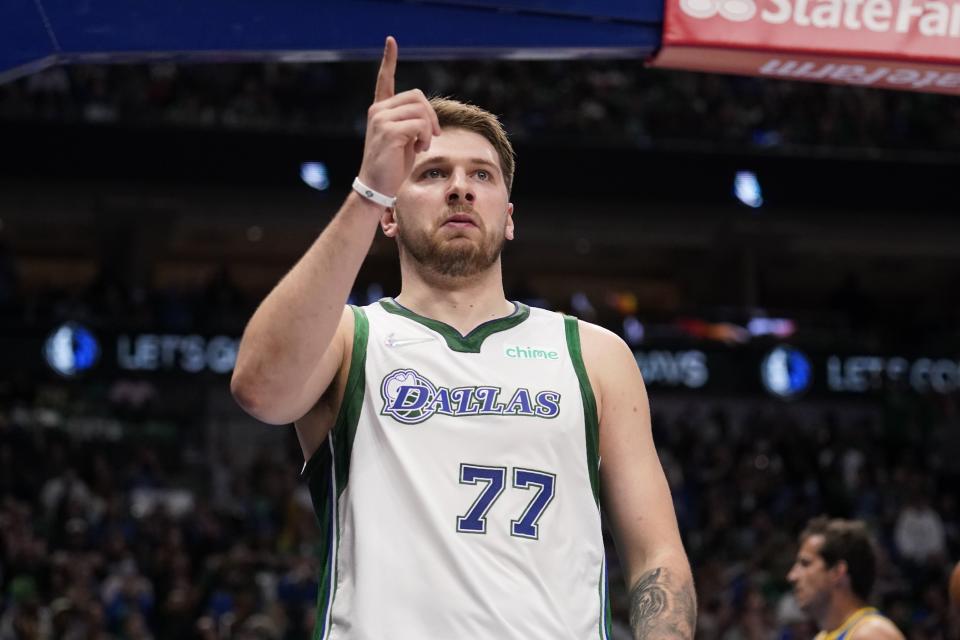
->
[304,299,611,639]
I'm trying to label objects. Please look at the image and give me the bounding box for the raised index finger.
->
[374,36,398,103]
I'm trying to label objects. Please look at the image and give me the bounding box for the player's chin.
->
[437,232,481,248]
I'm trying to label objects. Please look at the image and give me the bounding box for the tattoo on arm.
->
[629,569,667,631]
[628,567,696,640]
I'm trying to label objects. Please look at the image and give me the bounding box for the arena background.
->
[1,3,959,639]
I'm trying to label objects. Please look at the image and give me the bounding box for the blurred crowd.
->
[2,60,960,154]
[0,385,319,640]
[2,381,959,639]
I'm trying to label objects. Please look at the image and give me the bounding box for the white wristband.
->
[352,177,397,208]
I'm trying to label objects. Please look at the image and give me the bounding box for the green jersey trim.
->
[563,315,609,640]
[301,305,370,487]
[563,315,600,503]
[379,298,530,353]
[305,443,336,640]
[303,305,369,640]
[333,305,369,491]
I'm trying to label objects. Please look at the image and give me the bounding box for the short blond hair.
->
[429,97,515,193]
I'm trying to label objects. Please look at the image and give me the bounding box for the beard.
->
[395,206,505,278]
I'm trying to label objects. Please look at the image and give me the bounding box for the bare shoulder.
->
[572,318,647,427]
[314,304,357,391]
[299,304,356,404]
[575,318,636,370]
[294,305,357,459]
[852,615,905,640]
[337,303,358,346]
[321,304,358,403]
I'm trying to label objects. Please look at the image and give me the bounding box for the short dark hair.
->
[429,97,515,193]
[801,516,877,601]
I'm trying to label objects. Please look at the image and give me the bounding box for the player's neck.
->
[820,594,869,635]
[396,265,513,336]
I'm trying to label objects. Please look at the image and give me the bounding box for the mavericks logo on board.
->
[380,368,561,425]
[761,345,812,399]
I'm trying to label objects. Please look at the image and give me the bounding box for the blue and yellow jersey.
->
[814,607,889,640]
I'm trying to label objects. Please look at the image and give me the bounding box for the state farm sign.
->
[680,0,960,35]
[653,0,960,94]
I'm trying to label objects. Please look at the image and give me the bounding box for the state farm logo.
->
[680,0,757,20]
[678,0,960,39]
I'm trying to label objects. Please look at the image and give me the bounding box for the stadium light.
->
[571,292,595,317]
[747,316,796,338]
[733,171,763,208]
[301,162,330,191]
[623,316,645,345]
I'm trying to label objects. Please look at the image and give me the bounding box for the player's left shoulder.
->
[571,318,644,396]
[571,317,631,361]
[852,615,905,640]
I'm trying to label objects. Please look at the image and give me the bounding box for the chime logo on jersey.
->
[380,368,561,425]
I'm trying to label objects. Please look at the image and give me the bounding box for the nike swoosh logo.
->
[385,334,436,348]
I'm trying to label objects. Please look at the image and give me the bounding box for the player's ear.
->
[504,202,514,241]
[831,560,850,585]
[381,207,398,237]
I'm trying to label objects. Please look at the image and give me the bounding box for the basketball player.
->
[787,517,904,640]
[232,37,695,639]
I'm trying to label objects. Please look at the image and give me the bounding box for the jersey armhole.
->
[302,305,369,486]
[563,314,601,504]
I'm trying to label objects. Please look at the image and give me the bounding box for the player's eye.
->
[423,168,445,179]
[475,169,489,181]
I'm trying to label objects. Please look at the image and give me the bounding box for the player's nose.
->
[786,565,799,583]
[446,169,475,204]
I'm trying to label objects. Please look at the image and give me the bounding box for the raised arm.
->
[230,36,441,426]
[580,322,696,639]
